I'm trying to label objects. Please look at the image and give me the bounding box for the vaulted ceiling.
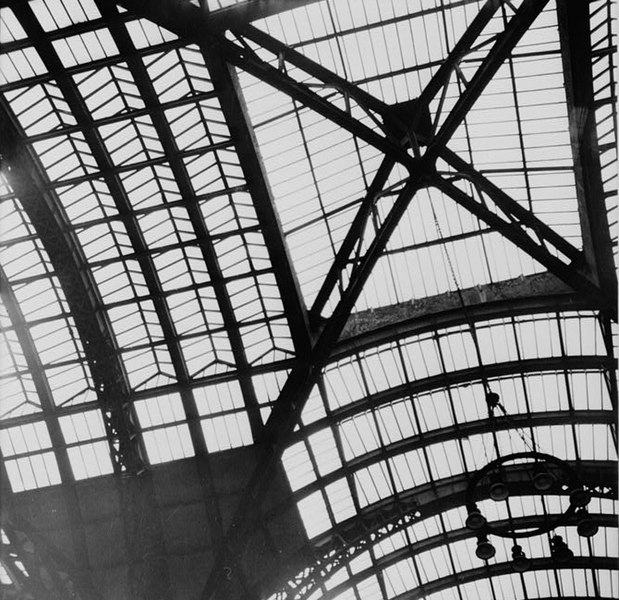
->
[0,1,616,599]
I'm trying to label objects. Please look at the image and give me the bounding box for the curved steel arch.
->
[323,515,618,600]
[256,459,617,600]
[319,355,614,430]
[0,96,144,475]
[286,409,615,498]
[392,557,617,600]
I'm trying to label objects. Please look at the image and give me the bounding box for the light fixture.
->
[569,487,592,508]
[475,535,496,560]
[511,544,530,572]
[551,535,574,562]
[465,505,487,530]
[532,465,554,492]
[576,509,598,538]
[489,474,509,502]
[465,451,598,564]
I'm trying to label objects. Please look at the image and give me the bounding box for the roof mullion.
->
[95,0,266,438]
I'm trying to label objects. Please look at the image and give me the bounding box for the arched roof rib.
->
[255,461,616,600]
[0,93,144,475]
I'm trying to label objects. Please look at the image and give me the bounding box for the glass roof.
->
[0,0,616,599]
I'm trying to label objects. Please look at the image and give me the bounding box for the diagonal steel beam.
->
[440,148,583,262]
[427,0,550,154]
[556,0,617,306]
[301,0,541,322]
[115,0,416,169]
[431,174,614,314]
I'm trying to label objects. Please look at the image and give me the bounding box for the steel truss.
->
[109,1,616,598]
[0,0,615,598]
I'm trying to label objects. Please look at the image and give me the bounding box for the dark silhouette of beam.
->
[557,0,617,311]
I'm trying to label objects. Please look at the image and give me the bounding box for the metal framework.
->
[0,0,616,599]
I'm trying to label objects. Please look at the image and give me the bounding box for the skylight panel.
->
[1,422,61,491]
[125,18,178,50]
[75,63,145,120]
[193,380,244,414]
[122,345,175,390]
[324,478,356,523]
[180,331,235,378]
[166,287,222,337]
[0,48,47,85]
[153,247,210,291]
[66,441,113,479]
[297,489,331,538]
[120,164,182,210]
[32,132,97,182]
[0,7,27,42]
[134,392,194,464]
[339,412,381,461]
[354,461,394,507]
[92,259,149,304]
[30,318,83,366]
[45,362,95,408]
[59,410,106,443]
[282,441,316,492]
[239,320,293,365]
[143,46,212,102]
[323,358,365,409]
[4,82,76,137]
[308,428,341,476]
[99,116,164,167]
[31,0,100,32]
[382,558,418,598]
[201,411,252,452]
[52,29,119,68]
[184,149,244,196]
[142,425,194,464]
